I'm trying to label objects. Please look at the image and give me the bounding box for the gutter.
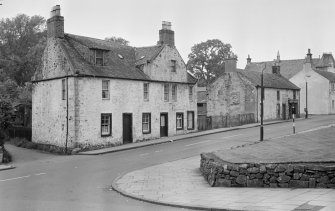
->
[32,74,197,85]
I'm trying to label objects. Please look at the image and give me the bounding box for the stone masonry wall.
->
[200,153,335,188]
[142,46,188,83]
[74,77,197,148]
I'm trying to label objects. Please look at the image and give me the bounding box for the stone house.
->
[31,6,197,150]
[207,58,300,127]
[246,50,335,115]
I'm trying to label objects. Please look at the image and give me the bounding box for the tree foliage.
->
[187,39,236,86]
[105,36,129,46]
[0,14,46,85]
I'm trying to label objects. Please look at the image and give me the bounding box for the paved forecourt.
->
[112,125,335,211]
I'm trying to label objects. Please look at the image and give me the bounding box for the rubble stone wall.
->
[200,153,335,188]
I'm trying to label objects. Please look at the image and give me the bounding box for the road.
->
[0,115,334,211]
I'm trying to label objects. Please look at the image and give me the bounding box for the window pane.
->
[176,113,183,129]
[164,84,169,101]
[172,85,177,101]
[102,81,109,99]
[142,113,150,133]
[101,114,111,135]
[144,83,149,101]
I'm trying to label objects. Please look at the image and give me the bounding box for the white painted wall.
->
[290,64,330,115]
[74,78,197,148]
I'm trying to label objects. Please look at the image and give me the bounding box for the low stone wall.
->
[200,153,335,188]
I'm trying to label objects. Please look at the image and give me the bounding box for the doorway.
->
[123,113,132,144]
[282,104,286,120]
[160,113,168,137]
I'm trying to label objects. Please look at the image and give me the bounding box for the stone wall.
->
[200,153,335,188]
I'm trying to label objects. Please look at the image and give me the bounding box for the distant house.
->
[206,58,300,128]
[246,50,335,115]
[290,50,335,115]
[32,5,197,150]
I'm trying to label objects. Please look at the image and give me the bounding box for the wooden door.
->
[160,113,168,137]
[123,113,132,144]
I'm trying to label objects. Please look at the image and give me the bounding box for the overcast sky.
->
[1,0,335,68]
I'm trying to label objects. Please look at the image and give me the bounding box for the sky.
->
[1,0,335,68]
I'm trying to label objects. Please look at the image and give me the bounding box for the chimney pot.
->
[247,54,251,64]
[158,21,174,46]
[47,5,64,38]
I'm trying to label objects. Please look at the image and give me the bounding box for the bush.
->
[1,146,12,163]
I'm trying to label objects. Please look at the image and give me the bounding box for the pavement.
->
[0,164,15,171]
[78,118,294,155]
[112,124,335,211]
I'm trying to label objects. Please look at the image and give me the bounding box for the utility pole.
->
[260,63,266,141]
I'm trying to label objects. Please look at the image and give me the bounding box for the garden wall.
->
[200,153,335,188]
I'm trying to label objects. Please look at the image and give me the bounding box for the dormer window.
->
[95,49,104,66]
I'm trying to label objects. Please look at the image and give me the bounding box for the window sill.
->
[142,131,151,134]
[102,98,110,100]
[101,134,111,137]
[176,128,184,131]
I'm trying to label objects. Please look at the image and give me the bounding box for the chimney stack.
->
[306,48,312,63]
[47,5,64,38]
[224,57,237,73]
[247,54,251,64]
[157,21,175,47]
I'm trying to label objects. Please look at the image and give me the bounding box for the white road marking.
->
[155,150,162,153]
[35,173,46,176]
[140,153,150,156]
[185,140,212,147]
[185,134,242,147]
[0,175,31,182]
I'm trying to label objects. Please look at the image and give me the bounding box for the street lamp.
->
[305,75,311,119]
[260,63,266,141]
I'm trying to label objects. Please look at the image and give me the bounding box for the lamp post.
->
[260,63,266,141]
[305,75,310,119]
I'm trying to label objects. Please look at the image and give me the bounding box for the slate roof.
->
[316,53,335,68]
[52,34,196,84]
[245,59,320,79]
[236,70,300,90]
[135,45,164,66]
[315,70,335,82]
[63,34,150,81]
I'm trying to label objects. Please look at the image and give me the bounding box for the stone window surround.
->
[142,113,151,134]
[176,112,184,130]
[101,113,112,137]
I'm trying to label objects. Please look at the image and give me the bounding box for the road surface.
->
[0,115,334,210]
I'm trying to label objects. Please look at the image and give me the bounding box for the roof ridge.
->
[250,58,320,64]
[136,45,162,49]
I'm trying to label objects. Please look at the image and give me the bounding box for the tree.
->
[187,39,236,86]
[0,14,46,85]
[105,36,129,46]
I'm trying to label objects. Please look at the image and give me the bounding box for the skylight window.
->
[140,56,145,60]
[118,54,124,59]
